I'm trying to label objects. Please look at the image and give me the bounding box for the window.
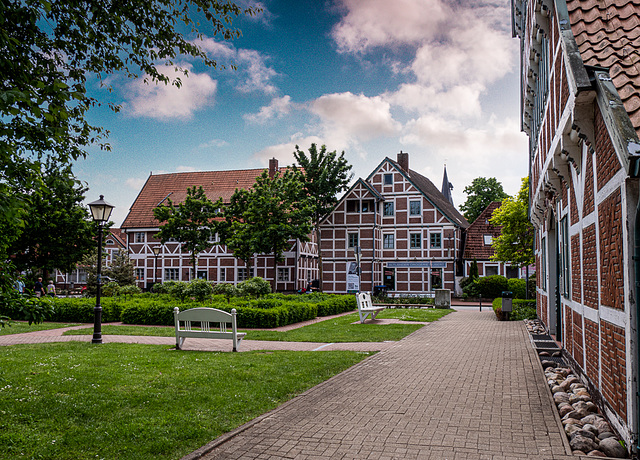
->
[430,233,442,248]
[346,200,360,213]
[135,268,145,281]
[409,201,421,216]
[410,233,422,249]
[77,268,88,284]
[485,266,498,277]
[506,266,519,279]
[134,232,145,243]
[167,237,178,243]
[106,239,114,245]
[165,268,179,281]
[361,199,374,213]
[560,216,570,298]
[238,268,249,281]
[219,268,226,282]
[277,268,290,282]
[384,174,393,185]
[483,235,493,245]
[348,233,359,248]
[431,268,442,290]
[383,234,395,249]
[383,202,394,216]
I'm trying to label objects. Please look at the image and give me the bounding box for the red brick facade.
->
[584,318,600,384]
[598,189,623,310]
[601,321,627,421]
[583,224,598,309]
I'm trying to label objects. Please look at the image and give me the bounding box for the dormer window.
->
[484,235,493,245]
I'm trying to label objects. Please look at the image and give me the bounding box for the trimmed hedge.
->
[492,298,537,321]
[20,293,357,328]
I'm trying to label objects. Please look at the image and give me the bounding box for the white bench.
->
[173,307,246,352]
[356,292,385,323]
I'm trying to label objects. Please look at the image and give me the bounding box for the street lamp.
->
[88,195,114,344]
[152,246,162,288]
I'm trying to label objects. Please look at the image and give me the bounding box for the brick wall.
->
[584,318,600,384]
[565,306,573,355]
[584,151,595,216]
[595,108,622,191]
[601,320,627,421]
[599,189,623,310]
[571,234,581,302]
[583,224,598,309]
[538,292,548,325]
[570,175,579,225]
[572,310,584,368]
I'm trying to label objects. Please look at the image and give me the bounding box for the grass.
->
[64,309,452,342]
[0,342,372,459]
[0,321,80,336]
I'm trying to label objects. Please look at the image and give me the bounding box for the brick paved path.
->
[191,310,577,460]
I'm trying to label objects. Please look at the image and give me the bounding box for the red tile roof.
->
[121,168,274,229]
[462,202,503,260]
[567,0,640,134]
[107,228,127,248]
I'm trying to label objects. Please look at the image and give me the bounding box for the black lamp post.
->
[152,246,162,288]
[88,195,114,344]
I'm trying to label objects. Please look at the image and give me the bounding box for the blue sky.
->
[75,0,528,226]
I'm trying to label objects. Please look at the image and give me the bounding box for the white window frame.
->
[409,201,421,216]
[219,267,226,282]
[410,233,422,249]
[165,268,179,281]
[135,268,144,281]
[483,235,493,245]
[430,233,442,249]
[348,233,359,248]
[277,267,290,282]
[383,173,393,185]
[383,234,395,249]
[383,202,394,217]
[134,232,145,243]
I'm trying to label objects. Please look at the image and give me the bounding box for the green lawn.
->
[64,309,452,342]
[0,342,372,459]
[0,321,80,335]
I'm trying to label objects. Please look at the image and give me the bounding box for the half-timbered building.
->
[120,160,317,292]
[320,152,469,294]
[513,0,640,450]
[462,202,521,279]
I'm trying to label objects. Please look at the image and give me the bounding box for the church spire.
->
[441,164,454,206]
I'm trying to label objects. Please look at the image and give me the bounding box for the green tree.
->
[1,0,258,309]
[107,252,136,286]
[224,170,312,291]
[8,164,96,279]
[154,186,221,280]
[293,144,353,290]
[460,177,509,224]
[490,177,534,268]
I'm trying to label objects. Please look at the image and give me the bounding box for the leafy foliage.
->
[459,177,509,224]
[154,186,222,278]
[107,252,136,286]
[184,279,214,302]
[490,177,535,268]
[213,283,238,302]
[224,170,312,290]
[237,277,272,299]
[293,144,353,289]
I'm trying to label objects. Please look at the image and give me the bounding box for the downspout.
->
[372,199,378,291]
[635,197,640,453]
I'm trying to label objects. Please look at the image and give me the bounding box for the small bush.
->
[237,277,271,299]
[167,281,188,301]
[102,281,120,297]
[119,285,142,300]
[121,302,174,326]
[507,278,526,299]
[185,279,213,302]
[213,283,238,303]
[492,298,537,321]
[476,275,508,299]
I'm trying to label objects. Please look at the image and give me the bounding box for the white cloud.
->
[244,95,292,124]
[386,84,483,118]
[198,138,229,149]
[194,37,278,94]
[252,134,325,164]
[310,92,401,143]
[123,64,217,120]
[125,177,146,190]
[176,165,197,172]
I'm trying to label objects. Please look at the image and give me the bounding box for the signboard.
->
[346,261,360,292]
[386,261,448,268]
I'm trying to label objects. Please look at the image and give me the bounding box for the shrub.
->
[237,277,271,299]
[102,281,120,297]
[213,283,238,303]
[507,278,526,299]
[476,275,508,299]
[45,297,123,323]
[167,281,188,301]
[119,285,142,300]
[121,302,174,326]
[184,279,213,302]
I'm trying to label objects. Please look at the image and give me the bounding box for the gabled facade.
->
[121,160,317,292]
[462,202,520,279]
[320,152,469,294]
[55,228,127,289]
[513,0,640,450]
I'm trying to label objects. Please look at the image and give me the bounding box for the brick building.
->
[462,202,521,279]
[512,0,640,450]
[120,160,317,292]
[319,152,469,294]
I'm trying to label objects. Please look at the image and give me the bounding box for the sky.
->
[75,0,529,227]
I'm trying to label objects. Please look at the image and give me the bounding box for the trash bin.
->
[501,291,513,313]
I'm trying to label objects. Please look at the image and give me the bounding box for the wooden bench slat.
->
[356,292,385,323]
[174,307,244,352]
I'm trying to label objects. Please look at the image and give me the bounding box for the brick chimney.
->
[268,157,279,178]
[397,151,409,172]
